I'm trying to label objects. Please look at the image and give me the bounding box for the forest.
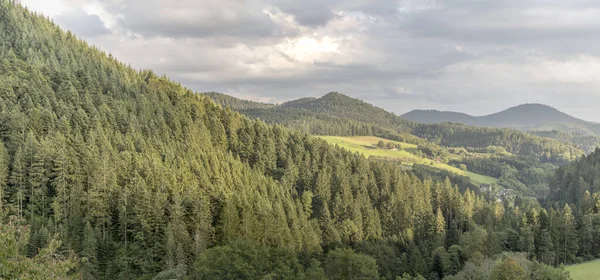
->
[209,92,581,199]
[0,1,597,279]
[531,130,600,154]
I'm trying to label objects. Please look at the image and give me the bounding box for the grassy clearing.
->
[566,259,600,280]
[465,171,498,185]
[319,136,419,161]
[318,136,498,185]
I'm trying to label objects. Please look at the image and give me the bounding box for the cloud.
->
[20,0,600,122]
[274,0,336,27]
[121,3,276,38]
[85,0,286,39]
[54,10,110,37]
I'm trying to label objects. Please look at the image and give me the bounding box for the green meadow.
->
[319,136,498,186]
[566,259,600,280]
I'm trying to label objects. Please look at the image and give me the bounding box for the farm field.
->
[566,259,600,280]
[318,136,498,185]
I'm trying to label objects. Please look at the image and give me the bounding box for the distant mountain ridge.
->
[205,92,583,163]
[402,103,600,136]
[204,92,598,155]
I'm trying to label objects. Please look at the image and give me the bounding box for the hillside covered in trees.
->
[206,92,583,198]
[210,92,583,165]
[531,131,600,154]
[0,1,593,279]
[549,148,600,207]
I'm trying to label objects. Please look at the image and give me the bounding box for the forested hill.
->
[213,92,583,164]
[403,104,600,136]
[410,123,581,165]
[0,1,581,279]
[401,110,476,125]
[531,131,600,154]
[279,92,413,130]
[201,92,275,110]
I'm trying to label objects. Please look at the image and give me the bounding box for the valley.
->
[1,1,600,279]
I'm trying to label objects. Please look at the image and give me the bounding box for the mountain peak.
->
[497,103,560,114]
[278,92,412,130]
[484,103,578,123]
[402,109,476,125]
[282,92,366,109]
[402,103,600,135]
[321,91,347,99]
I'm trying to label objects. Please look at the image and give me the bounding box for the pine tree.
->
[435,207,446,235]
[88,134,115,240]
[82,222,98,279]
[10,146,26,220]
[560,204,578,264]
[431,247,447,279]
[520,227,535,259]
[0,141,8,210]
[579,214,594,259]
[535,229,555,265]
[221,199,240,243]
[50,139,70,231]
[26,133,48,220]
[164,222,177,270]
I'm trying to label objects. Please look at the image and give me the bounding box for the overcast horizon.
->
[21,0,600,122]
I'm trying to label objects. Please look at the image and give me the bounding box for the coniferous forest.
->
[1,1,599,279]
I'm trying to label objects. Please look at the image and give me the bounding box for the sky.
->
[20,0,600,122]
